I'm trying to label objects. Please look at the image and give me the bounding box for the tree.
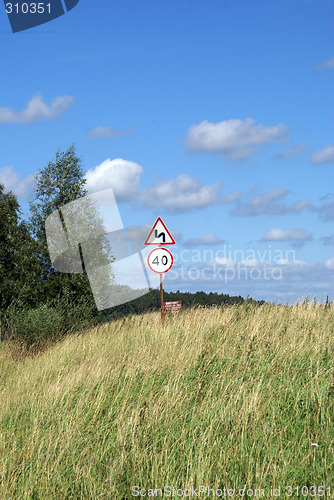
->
[28,145,93,303]
[29,145,87,277]
[0,184,43,311]
[29,144,114,310]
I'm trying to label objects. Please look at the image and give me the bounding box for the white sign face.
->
[147,247,173,274]
[144,217,176,245]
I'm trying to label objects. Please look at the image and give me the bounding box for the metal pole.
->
[160,273,164,326]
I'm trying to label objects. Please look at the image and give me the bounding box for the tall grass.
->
[0,302,333,498]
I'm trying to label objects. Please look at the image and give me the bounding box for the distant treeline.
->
[100,288,264,323]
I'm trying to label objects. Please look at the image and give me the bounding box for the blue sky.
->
[0,0,333,303]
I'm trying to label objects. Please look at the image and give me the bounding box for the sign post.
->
[160,273,164,326]
[145,218,175,326]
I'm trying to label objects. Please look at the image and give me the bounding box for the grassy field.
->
[0,302,334,499]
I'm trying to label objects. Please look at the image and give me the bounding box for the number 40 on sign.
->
[147,247,173,274]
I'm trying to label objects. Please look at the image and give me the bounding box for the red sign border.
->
[144,217,176,245]
[147,247,174,274]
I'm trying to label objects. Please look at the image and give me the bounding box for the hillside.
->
[0,302,333,498]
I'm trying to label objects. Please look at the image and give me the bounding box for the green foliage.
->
[0,184,44,311]
[4,302,65,345]
[0,145,106,344]
[101,288,247,322]
[3,291,96,348]
[27,144,114,311]
[29,144,88,278]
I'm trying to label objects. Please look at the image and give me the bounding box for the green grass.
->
[0,302,334,498]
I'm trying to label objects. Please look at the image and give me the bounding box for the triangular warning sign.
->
[144,217,176,245]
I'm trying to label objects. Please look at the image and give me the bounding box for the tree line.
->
[0,145,259,349]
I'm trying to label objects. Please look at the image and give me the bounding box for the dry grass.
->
[0,302,333,498]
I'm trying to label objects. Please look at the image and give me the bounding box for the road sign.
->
[147,247,173,274]
[163,301,182,312]
[144,217,176,245]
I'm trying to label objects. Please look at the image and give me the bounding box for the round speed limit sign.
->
[147,247,173,274]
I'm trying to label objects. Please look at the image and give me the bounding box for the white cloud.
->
[0,94,74,124]
[184,233,225,247]
[186,118,287,159]
[85,158,322,218]
[274,259,307,266]
[222,190,242,203]
[140,174,222,213]
[309,145,334,164]
[213,257,235,266]
[315,56,334,69]
[85,158,222,212]
[87,126,131,139]
[261,228,312,242]
[325,257,334,269]
[85,158,143,202]
[0,166,35,199]
[231,188,314,216]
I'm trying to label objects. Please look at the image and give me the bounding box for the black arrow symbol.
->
[155,230,166,242]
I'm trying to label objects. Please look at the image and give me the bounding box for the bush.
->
[2,293,97,350]
[4,302,66,346]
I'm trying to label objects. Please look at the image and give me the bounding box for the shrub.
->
[4,302,66,346]
[2,293,97,350]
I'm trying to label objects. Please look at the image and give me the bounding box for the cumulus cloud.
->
[0,94,74,124]
[261,228,312,242]
[315,56,334,70]
[222,190,242,203]
[184,233,226,247]
[231,188,314,216]
[0,166,35,199]
[85,158,143,202]
[186,118,287,159]
[309,145,334,164]
[139,174,222,213]
[261,228,312,248]
[85,158,323,218]
[325,257,334,269]
[87,126,132,139]
[85,159,221,213]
